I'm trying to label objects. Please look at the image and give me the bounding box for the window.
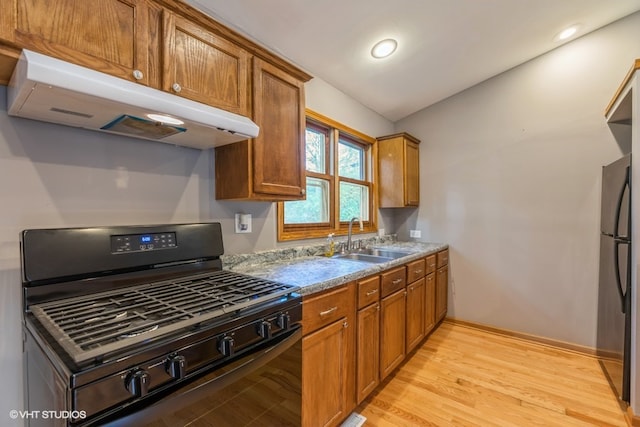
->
[277,110,377,241]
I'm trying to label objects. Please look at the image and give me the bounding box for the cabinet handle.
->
[414,269,423,275]
[343,321,348,329]
[409,286,414,292]
[365,289,378,296]
[319,306,338,316]
[376,304,380,311]
[132,69,144,80]
[172,83,182,93]
[429,263,436,268]
[301,189,306,195]
[392,279,402,285]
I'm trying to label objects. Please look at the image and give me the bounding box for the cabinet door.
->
[163,12,250,115]
[425,272,436,334]
[2,0,152,85]
[380,289,406,380]
[302,318,350,427]
[356,303,380,404]
[406,277,425,353]
[436,266,448,321]
[252,57,306,198]
[405,141,420,206]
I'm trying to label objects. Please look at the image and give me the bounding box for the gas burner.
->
[85,311,128,324]
[119,324,159,339]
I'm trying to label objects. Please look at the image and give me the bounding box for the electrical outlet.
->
[378,228,385,237]
[409,230,421,238]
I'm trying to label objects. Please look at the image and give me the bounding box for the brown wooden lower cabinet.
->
[301,284,356,427]
[406,276,426,353]
[302,318,350,427]
[425,272,437,334]
[356,301,380,404]
[436,265,448,321]
[380,288,406,380]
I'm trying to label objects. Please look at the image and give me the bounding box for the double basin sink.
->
[331,248,411,264]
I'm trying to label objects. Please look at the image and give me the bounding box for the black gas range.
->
[21,223,302,426]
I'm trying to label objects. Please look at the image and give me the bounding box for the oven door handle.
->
[101,327,302,427]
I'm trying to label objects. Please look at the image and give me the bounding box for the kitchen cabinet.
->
[424,254,437,334]
[377,132,421,207]
[356,275,380,404]
[436,249,449,322]
[162,12,251,116]
[406,258,426,353]
[425,272,437,334]
[301,284,356,427]
[0,0,155,86]
[379,267,407,380]
[214,57,306,201]
[380,288,406,380]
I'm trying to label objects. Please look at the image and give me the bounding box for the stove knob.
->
[257,320,272,339]
[166,355,187,380]
[125,369,150,398]
[277,313,291,330]
[218,335,235,357]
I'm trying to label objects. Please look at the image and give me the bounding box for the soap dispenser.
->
[325,233,336,257]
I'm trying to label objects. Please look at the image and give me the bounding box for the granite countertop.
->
[227,241,448,296]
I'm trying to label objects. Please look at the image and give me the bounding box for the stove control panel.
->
[111,232,176,253]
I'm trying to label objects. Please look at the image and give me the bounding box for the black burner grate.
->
[30,270,296,363]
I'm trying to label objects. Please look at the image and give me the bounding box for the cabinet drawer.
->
[426,254,437,275]
[302,285,351,335]
[358,276,380,309]
[437,249,449,268]
[406,259,426,282]
[381,267,406,298]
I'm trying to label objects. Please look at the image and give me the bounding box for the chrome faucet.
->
[347,217,363,251]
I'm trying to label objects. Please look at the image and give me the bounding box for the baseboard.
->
[626,406,640,426]
[445,318,599,357]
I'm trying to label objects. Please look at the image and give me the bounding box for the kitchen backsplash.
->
[222,234,397,270]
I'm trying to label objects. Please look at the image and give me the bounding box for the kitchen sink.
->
[333,253,395,263]
[331,248,411,263]
[356,248,411,259]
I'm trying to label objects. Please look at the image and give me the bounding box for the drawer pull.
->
[319,306,338,316]
[429,263,436,268]
[365,289,378,296]
[392,279,403,285]
[414,269,423,275]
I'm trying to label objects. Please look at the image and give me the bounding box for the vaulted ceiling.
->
[187,0,640,121]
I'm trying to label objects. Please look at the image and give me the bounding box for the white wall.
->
[395,13,640,349]
[0,73,392,424]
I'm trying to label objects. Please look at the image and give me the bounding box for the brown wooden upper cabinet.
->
[162,12,251,116]
[0,0,154,85]
[377,132,421,207]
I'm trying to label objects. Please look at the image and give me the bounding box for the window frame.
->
[277,109,377,241]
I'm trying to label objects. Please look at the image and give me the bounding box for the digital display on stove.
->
[111,232,177,253]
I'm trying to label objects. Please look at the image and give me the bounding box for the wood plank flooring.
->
[356,321,627,426]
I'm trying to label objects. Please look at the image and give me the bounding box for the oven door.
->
[100,327,301,427]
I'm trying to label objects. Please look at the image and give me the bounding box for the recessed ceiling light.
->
[146,113,184,126]
[555,25,580,41]
[371,39,398,59]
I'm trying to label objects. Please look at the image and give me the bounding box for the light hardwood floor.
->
[356,321,627,426]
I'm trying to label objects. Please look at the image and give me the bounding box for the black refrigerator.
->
[598,153,631,404]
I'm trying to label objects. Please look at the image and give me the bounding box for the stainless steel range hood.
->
[7,50,259,149]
